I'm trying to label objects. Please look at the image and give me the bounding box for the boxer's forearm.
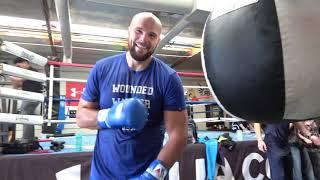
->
[76,98,99,129]
[157,110,188,168]
[157,131,187,168]
[76,107,99,129]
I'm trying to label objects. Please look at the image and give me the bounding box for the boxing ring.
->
[0,40,270,180]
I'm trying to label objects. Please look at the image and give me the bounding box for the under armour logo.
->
[70,88,84,97]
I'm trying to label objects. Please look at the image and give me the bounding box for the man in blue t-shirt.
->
[76,12,187,180]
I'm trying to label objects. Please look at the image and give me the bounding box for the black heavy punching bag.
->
[202,0,320,122]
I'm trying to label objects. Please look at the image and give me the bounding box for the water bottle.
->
[75,132,83,152]
[236,130,243,141]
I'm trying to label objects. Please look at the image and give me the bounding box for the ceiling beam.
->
[170,51,192,68]
[55,0,72,63]
[40,0,58,57]
[156,0,213,51]
[87,0,194,14]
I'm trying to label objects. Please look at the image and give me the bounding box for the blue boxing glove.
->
[97,98,148,131]
[133,160,168,180]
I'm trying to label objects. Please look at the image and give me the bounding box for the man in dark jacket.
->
[10,57,43,139]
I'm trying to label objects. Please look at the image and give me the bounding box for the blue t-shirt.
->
[82,53,186,179]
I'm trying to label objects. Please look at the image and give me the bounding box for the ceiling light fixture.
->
[0,15,201,52]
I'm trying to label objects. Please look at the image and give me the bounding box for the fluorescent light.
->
[61,22,128,39]
[170,36,202,47]
[0,16,49,31]
[0,15,202,51]
[211,0,258,20]
[0,29,49,39]
[0,16,128,39]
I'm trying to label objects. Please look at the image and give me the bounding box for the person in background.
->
[300,119,320,180]
[254,122,320,180]
[289,122,315,180]
[254,122,293,180]
[76,12,188,180]
[9,57,43,140]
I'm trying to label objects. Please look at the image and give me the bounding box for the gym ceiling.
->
[0,0,213,80]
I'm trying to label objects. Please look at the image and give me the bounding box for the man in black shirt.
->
[10,57,43,140]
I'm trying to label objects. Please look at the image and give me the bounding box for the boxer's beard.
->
[129,43,155,62]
